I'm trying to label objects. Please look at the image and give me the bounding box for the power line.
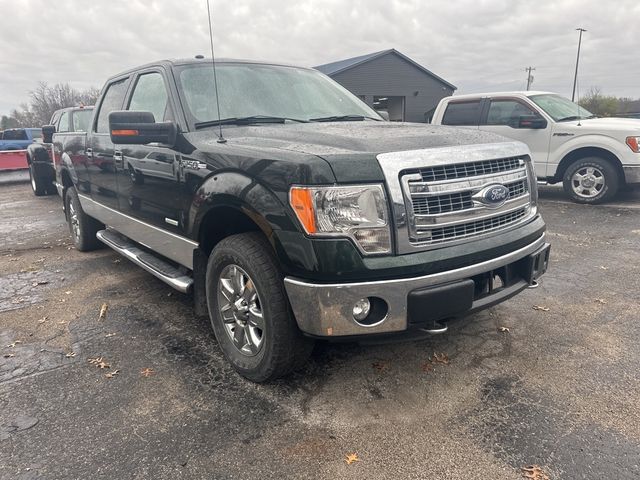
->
[525,67,536,90]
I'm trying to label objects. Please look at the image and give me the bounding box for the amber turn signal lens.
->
[111,129,139,136]
[289,187,317,234]
[626,136,640,153]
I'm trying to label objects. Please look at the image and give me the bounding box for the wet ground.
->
[1,179,639,480]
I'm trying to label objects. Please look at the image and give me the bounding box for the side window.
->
[486,100,537,127]
[441,101,482,126]
[58,112,70,133]
[96,78,129,133]
[128,72,172,122]
[3,129,27,140]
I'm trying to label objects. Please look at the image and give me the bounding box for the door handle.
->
[86,148,93,158]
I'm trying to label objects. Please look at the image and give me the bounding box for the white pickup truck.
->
[431,91,640,203]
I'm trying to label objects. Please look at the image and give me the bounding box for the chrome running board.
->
[96,229,193,293]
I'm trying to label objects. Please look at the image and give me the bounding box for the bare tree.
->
[579,87,620,117]
[3,82,100,128]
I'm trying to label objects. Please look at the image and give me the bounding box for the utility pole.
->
[572,28,587,102]
[525,67,536,90]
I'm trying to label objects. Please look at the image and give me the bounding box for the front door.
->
[478,98,552,178]
[88,78,130,210]
[115,70,186,235]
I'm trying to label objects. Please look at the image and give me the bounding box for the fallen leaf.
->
[7,341,22,348]
[432,352,449,365]
[521,465,550,480]
[140,367,155,377]
[99,303,108,321]
[65,352,76,358]
[32,280,49,287]
[105,369,120,379]
[498,326,510,333]
[599,266,608,270]
[88,357,111,369]
[532,305,550,312]
[595,298,606,305]
[38,316,48,324]
[3,353,15,358]
[421,362,433,373]
[105,333,116,338]
[371,361,387,372]
[113,259,121,264]
[345,453,359,465]
[64,291,72,295]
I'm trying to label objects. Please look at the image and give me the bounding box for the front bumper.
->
[284,234,549,337]
[623,165,640,185]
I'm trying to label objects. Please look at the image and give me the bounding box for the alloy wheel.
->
[571,166,605,199]
[217,264,265,356]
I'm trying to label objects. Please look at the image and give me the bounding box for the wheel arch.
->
[555,147,624,183]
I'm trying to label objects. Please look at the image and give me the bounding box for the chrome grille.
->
[421,208,528,243]
[419,157,523,182]
[412,178,528,216]
[401,155,533,247]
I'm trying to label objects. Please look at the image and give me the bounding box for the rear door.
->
[115,69,184,234]
[88,78,130,209]
[478,97,551,177]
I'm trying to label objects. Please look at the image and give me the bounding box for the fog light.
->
[352,298,371,321]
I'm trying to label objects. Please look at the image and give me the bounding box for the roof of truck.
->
[445,91,555,101]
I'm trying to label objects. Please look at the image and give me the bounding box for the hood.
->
[559,117,640,132]
[220,121,509,157]
[188,121,517,183]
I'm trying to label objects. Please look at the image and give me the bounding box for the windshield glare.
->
[529,94,593,121]
[175,63,380,126]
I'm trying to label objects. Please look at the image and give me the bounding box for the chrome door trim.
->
[78,193,197,269]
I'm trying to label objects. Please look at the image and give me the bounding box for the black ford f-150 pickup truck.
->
[54,58,550,382]
[27,105,94,196]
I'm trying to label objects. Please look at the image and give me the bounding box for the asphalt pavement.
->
[1,180,639,479]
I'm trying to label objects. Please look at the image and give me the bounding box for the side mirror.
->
[42,125,56,143]
[108,111,177,146]
[518,115,547,129]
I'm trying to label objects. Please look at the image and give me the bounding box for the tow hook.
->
[528,280,540,289]
[419,322,448,334]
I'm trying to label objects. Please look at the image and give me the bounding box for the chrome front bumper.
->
[284,234,548,337]
[623,165,640,184]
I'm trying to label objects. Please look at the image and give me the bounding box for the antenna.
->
[206,0,226,144]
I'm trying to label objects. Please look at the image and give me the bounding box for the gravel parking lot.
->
[1,177,639,480]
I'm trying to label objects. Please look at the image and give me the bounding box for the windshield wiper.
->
[195,115,308,129]
[309,114,381,122]
[557,115,583,122]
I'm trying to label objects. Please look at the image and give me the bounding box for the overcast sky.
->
[1,0,638,116]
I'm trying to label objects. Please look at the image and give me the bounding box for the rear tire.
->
[205,232,314,382]
[29,163,52,197]
[65,187,104,251]
[562,157,619,204]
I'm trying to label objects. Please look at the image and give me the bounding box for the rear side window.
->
[96,79,129,133]
[2,129,27,140]
[486,100,537,127]
[58,112,70,133]
[128,72,172,122]
[441,101,482,126]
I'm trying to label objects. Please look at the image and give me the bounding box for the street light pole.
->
[572,28,587,102]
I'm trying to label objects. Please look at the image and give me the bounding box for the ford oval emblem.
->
[477,184,509,208]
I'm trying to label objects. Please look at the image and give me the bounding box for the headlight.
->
[626,136,640,153]
[289,184,391,254]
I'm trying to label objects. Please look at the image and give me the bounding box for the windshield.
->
[529,94,594,121]
[72,109,93,132]
[175,63,381,126]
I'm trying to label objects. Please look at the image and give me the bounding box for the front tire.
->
[205,232,314,382]
[65,187,104,251]
[562,157,619,204]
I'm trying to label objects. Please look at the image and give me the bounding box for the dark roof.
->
[314,49,456,90]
